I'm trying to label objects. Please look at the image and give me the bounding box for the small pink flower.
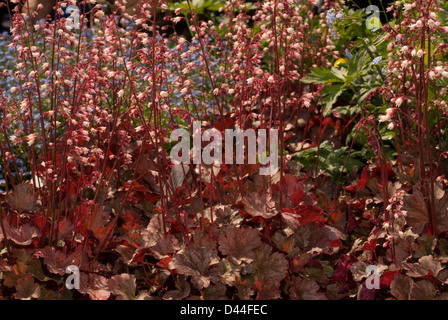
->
[33,251,44,259]
[387,122,395,130]
[379,108,394,122]
[394,97,403,107]
[25,134,39,146]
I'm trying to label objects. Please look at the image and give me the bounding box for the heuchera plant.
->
[0,0,447,300]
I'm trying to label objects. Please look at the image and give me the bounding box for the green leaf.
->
[293,140,364,180]
[354,86,377,104]
[301,68,344,84]
[205,1,224,11]
[381,131,395,141]
[321,83,345,113]
[331,66,348,80]
[348,50,370,75]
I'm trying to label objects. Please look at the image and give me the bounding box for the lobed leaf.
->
[169,245,220,289]
[218,226,262,264]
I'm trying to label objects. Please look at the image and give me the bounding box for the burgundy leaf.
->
[435,188,448,233]
[402,188,429,234]
[402,187,448,234]
[114,245,137,265]
[108,274,150,300]
[203,282,227,300]
[350,262,387,282]
[6,184,39,213]
[282,205,327,229]
[169,245,220,289]
[294,205,327,226]
[151,234,180,260]
[141,213,165,247]
[390,274,413,300]
[357,282,376,300]
[0,259,12,272]
[15,275,40,300]
[386,236,414,264]
[253,244,288,283]
[294,223,344,252]
[255,280,282,300]
[79,273,111,300]
[410,280,437,300]
[218,226,262,264]
[42,247,74,276]
[281,211,301,230]
[163,275,191,300]
[289,277,327,300]
[4,222,39,246]
[403,255,443,278]
[242,192,277,219]
[278,174,304,205]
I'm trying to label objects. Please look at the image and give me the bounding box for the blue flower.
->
[326,9,340,39]
[345,49,353,59]
[326,9,336,27]
[372,56,382,65]
[331,31,340,40]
